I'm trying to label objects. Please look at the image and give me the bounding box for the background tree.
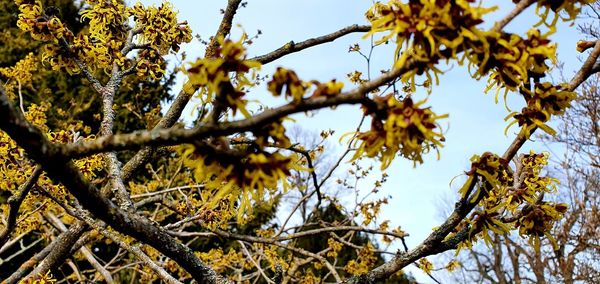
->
[0,0,598,283]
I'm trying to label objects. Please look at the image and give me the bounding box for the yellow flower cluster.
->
[507,82,577,136]
[534,0,596,28]
[473,29,557,99]
[347,71,368,85]
[180,144,302,222]
[186,36,260,117]
[326,238,343,258]
[40,44,76,74]
[0,52,37,85]
[14,0,191,78]
[458,153,514,246]
[15,0,69,41]
[364,1,576,139]
[445,260,460,272]
[298,271,320,284]
[454,151,566,252]
[352,96,447,169]
[268,67,306,102]
[252,119,292,148]
[516,201,567,250]
[466,205,512,246]
[196,198,236,229]
[64,0,129,71]
[14,0,76,73]
[312,80,344,98]
[365,0,496,91]
[130,2,192,79]
[27,271,57,284]
[80,0,128,42]
[344,243,377,276]
[0,104,50,200]
[0,131,26,190]
[196,248,245,273]
[359,198,388,226]
[268,67,344,102]
[459,152,512,199]
[0,103,101,240]
[0,53,38,100]
[130,2,192,54]
[418,258,434,274]
[505,152,558,211]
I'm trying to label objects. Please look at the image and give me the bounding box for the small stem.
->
[17,80,25,114]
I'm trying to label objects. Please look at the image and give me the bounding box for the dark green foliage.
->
[296,203,416,283]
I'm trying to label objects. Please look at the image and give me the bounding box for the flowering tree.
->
[448,71,600,284]
[448,13,600,281]
[0,0,599,283]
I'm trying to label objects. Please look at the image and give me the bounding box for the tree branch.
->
[249,24,371,65]
[0,165,42,247]
[205,0,244,58]
[0,90,229,284]
[44,212,114,283]
[19,221,89,284]
[59,66,403,157]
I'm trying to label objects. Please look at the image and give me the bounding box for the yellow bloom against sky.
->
[138,0,588,281]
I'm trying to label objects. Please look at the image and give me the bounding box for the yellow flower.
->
[516,202,568,251]
[186,36,260,116]
[268,67,306,102]
[326,238,343,258]
[24,270,57,284]
[460,152,512,199]
[179,144,304,223]
[129,2,192,54]
[347,71,367,85]
[446,260,460,272]
[467,29,557,103]
[80,0,129,41]
[311,80,344,98]
[534,0,596,28]
[352,96,447,169]
[0,52,37,99]
[418,258,434,274]
[365,0,496,91]
[506,82,576,137]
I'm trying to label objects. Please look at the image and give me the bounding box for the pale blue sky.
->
[138,1,587,282]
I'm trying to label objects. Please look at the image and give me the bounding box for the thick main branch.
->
[0,90,228,284]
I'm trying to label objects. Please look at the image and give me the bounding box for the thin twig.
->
[238,241,275,284]
[0,165,42,247]
[250,25,371,64]
[213,229,342,282]
[44,212,115,283]
[17,79,25,114]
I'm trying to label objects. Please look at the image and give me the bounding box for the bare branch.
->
[59,66,404,157]
[205,0,244,58]
[44,212,114,283]
[0,90,229,284]
[0,165,42,247]
[20,222,89,283]
[213,229,342,282]
[250,24,371,65]
[492,0,536,32]
[238,240,275,284]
